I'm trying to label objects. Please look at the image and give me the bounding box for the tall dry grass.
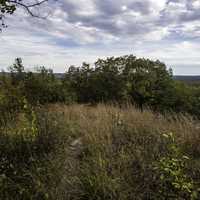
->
[1,104,200,199]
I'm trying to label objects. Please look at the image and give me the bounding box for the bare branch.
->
[0,0,55,30]
[9,0,48,8]
[8,0,49,18]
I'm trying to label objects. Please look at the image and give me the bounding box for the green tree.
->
[64,58,127,103]
[23,66,68,105]
[8,57,25,86]
[93,57,127,103]
[64,55,174,109]
[121,56,173,111]
[64,63,93,103]
[6,58,71,106]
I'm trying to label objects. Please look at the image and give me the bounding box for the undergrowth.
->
[0,104,200,199]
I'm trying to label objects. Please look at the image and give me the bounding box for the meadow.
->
[1,1,200,199]
[1,103,200,199]
[1,56,200,199]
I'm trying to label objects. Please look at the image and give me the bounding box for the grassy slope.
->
[1,104,200,199]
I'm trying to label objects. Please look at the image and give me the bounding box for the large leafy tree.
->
[0,0,49,30]
[24,66,67,104]
[64,63,95,103]
[64,55,174,108]
[121,55,173,111]
[64,58,127,103]
[93,57,127,102]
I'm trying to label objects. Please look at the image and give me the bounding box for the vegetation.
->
[1,55,200,199]
[1,56,200,117]
[1,104,200,199]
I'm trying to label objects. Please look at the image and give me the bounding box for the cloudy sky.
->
[0,0,200,75]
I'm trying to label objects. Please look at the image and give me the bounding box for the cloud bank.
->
[0,0,200,74]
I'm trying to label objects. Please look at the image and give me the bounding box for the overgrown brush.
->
[1,104,200,199]
[0,102,68,199]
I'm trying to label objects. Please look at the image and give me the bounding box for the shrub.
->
[154,133,199,199]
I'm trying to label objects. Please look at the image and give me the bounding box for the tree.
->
[121,55,173,111]
[23,66,66,104]
[64,63,95,103]
[0,0,50,31]
[5,58,70,105]
[93,57,127,103]
[64,55,175,108]
[8,57,25,86]
[0,63,24,118]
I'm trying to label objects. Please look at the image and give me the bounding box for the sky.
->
[0,0,200,75]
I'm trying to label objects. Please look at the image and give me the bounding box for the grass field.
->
[1,104,200,199]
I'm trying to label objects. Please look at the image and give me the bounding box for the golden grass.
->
[42,104,200,199]
[1,103,200,199]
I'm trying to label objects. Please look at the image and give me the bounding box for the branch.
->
[9,0,49,7]
[9,0,49,18]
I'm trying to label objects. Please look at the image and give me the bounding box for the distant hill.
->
[54,73,65,79]
[174,76,200,81]
[54,74,200,83]
[54,74,200,81]
[174,76,200,84]
[1,72,200,83]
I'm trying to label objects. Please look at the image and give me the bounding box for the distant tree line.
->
[1,55,200,117]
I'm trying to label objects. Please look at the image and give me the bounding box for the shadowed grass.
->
[1,104,200,199]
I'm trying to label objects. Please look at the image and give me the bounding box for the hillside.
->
[174,76,200,84]
[58,74,200,82]
[1,72,200,82]
[1,104,200,199]
[1,56,200,199]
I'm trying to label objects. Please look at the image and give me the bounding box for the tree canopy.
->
[1,56,200,118]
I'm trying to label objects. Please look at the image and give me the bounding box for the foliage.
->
[63,55,200,117]
[0,102,68,199]
[0,0,49,31]
[0,0,16,29]
[155,132,200,199]
[23,67,70,105]
[64,55,173,108]
[1,56,200,118]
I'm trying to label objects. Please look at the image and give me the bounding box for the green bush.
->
[154,133,200,199]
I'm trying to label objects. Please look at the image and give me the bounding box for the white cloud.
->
[0,0,200,74]
[192,0,200,9]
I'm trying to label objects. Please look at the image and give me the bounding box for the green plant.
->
[155,132,199,199]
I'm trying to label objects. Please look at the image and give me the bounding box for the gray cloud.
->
[0,0,200,74]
